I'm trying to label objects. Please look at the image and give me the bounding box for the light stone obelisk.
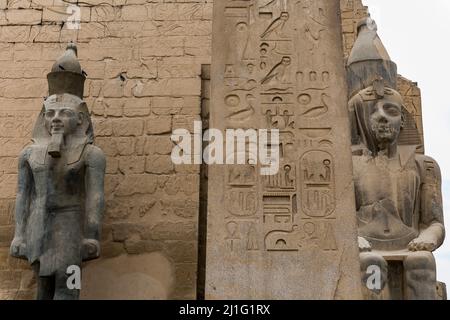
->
[205,0,362,299]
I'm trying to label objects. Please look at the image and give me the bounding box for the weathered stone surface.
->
[0,0,433,301]
[121,5,149,22]
[124,98,151,117]
[112,119,145,136]
[5,9,42,25]
[115,175,158,196]
[0,271,21,290]
[340,0,425,152]
[144,136,174,155]
[347,18,445,300]
[81,253,175,300]
[205,0,362,299]
[8,45,106,300]
[146,116,172,134]
[145,155,174,174]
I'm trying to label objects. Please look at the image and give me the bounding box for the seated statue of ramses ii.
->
[347,19,445,300]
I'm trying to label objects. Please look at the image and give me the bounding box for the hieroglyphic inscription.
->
[0,111,35,138]
[225,164,258,217]
[300,151,335,218]
[207,0,361,299]
[220,0,342,250]
[264,220,337,251]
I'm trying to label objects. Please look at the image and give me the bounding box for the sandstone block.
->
[0,26,31,43]
[119,156,146,174]
[92,119,113,137]
[91,6,120,22]
[144,136,173,155]
[146,116,172,135]
[121,5,148,21]
[42,6,67,22]
[31,25,62,42]
[124,98,151,117]
[115,175,158,196]
[148,222,197,241]
[0,271,21,290]
[165,240,197,264]
[112,119,144,137]
[5,9,42,25]
[145,155,174,174]
[6,0,30,8]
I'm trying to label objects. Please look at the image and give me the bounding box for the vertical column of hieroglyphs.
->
[206,0,361,299]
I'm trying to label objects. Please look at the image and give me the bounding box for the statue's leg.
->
[32,263,55,300]
[36,277,56,300]
[404,251,437,300]
[360,252,388,300]
[53,270,80,300]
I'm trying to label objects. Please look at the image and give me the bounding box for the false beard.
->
[48,133,63,158]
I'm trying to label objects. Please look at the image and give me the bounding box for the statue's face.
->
[369,95,403,145]
[44,103,82,136]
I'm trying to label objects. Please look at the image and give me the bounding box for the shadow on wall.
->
[81,253,174,300]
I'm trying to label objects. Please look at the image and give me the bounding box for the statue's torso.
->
[353,152,421,250]
[22,142,92,273]
[28,143,87,211]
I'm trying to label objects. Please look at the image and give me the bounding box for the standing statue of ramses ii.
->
[9,43,106,300]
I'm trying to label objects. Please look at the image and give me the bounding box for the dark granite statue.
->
[347,19,445,300]
[9,43,106,300]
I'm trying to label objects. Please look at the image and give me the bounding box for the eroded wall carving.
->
[205,0,361,300]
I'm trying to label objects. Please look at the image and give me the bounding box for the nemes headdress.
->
[346,18,422,151]
[32,43,94,149]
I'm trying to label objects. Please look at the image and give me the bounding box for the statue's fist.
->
[82,239,100,261]
[358,236,372,252]
[408,236,437,252]
[10,237,27,259]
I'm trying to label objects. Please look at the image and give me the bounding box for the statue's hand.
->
[82,239,100,261]
[358,236,372,252]
[408,236,437,252]
[10,237,27,259]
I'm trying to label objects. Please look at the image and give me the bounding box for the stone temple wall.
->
[0,0,212,300]
[0,0,425,299]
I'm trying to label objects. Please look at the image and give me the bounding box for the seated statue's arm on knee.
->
[409,155,445,252]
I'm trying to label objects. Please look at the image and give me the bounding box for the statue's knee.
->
[360,252,387,271]
[404,252,436,285]
[360,252,387,293]
[404,252,437,299]
[404,252,436,271]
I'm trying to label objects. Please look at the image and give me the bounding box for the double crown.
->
[47,42,86,99]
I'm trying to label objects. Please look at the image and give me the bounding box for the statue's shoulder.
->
[415,154,442,183]
[84,144,106,169]
[352,151,372,169]
[18,144,41,161]
[18,145,32,156]
[415,154,441,169]
[352,153,366,166]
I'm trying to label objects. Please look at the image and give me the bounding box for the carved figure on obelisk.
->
[347,19,445,300]
[9,43,106,300]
